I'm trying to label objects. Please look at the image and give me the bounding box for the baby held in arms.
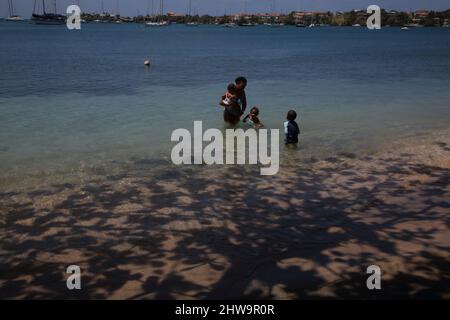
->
[220,83,243,125]
[221,83,239,107]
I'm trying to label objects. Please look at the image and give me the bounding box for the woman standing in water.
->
[220,76,247,126]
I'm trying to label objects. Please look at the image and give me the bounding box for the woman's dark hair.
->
[235,76,248,85]
[287,110,297,121]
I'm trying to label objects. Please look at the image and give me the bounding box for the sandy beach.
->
[1,128,449,300]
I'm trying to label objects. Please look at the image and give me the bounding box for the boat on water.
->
[295,2,307,28]
[6,0,24,21]
[401,27,409,31]
[308,13,319,28]
[404,23,424,28]
[269,23,284,28]
[239,22,258,27]
[223,22,237,28]
[352,24,361,27]
[30,0,66,25]
[267,1,283,28]
[145,0,169,27]
[6,15,24,21]
[31,13,66,25]
[145,21,169,27]
[185,1,198,26]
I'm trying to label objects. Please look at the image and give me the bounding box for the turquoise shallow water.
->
[1,22,450,188]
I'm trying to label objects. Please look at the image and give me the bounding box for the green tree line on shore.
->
[81,9,450,27]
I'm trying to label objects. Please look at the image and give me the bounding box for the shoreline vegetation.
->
[3,9,450,27]
[72,8,450,27]
[73,9,450,27]
[0,128,449,298]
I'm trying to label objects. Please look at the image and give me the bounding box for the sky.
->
[3,0,450,18]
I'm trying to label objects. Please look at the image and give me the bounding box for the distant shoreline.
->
[2,8,450,27]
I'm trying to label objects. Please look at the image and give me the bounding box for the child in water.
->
[284,110,300,144]
[243,107,263,128]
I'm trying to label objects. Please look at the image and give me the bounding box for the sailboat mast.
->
[160,0,163,16]
[43,0,46,14]
[8,0,12,17]
[189,0,191,16]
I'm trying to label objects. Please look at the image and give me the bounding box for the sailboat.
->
[185,0,199,26]
[223,22,237,27]
[6,0,24,21]
[268,0,283,27]
[295,1,306,27]
[238,21,258,27]
[308,13,318,28]
[30,0,66,25]
[145,21,169,27]
[145,0,169,27]
[114,0,123,23]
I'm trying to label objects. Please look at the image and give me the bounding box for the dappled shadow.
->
[0,146,449,299]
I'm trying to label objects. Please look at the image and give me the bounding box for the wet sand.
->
[0,133,449,299]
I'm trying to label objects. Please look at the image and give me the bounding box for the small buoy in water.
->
[144,59,151,66]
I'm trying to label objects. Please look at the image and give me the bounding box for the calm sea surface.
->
[1,21,450,188]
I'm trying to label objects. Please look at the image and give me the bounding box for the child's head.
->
[250,107,259,117]
[287,110,297,121]
[227,83,237,95]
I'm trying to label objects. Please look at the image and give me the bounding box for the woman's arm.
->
[240,91,247,113]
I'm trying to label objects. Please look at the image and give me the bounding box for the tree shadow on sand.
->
[0,147,449,299]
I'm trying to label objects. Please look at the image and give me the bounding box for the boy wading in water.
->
[220,76,247,126]
[284,110,300,144]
